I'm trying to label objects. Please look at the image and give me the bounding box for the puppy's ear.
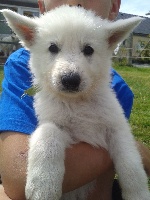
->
[106,17,142,51]
[1,9,37,48]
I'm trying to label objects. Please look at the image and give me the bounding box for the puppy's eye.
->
[49,43,60,54]
[82,45,94,56]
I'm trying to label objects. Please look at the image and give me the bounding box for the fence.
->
[113,44,150,65]
[112,35,150,65]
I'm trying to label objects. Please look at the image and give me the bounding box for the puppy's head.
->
[1,6,142,98]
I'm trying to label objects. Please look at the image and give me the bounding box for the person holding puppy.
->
[0,0,150,200]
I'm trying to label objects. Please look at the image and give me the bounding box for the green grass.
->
[113,65,150,148]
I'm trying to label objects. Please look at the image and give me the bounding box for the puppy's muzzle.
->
[61,72,81,92]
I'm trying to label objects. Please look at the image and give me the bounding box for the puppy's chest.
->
[36,95,109,148]
[50,103,108,148]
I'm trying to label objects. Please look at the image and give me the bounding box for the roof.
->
[117,12,150,35]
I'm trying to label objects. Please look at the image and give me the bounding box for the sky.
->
[120,0,150,17]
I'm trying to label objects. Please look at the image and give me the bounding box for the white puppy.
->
[2,6,150,200]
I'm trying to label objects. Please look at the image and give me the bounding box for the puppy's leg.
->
[25,122,72,200]
[108,124,150,200]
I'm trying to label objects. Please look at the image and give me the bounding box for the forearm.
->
[0,185,12,200]
[63,142,113,193]
[137,141,150,177]
[0,132,113,199]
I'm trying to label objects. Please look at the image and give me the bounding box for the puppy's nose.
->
[61,72,81,92]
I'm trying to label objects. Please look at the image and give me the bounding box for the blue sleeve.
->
[0,48,38,134]
[111,69,134,119]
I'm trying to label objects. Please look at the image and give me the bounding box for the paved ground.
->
[133,64,150,68]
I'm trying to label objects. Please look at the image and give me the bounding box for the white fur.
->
[2,5,150,200]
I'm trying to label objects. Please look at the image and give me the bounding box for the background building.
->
[115,13,150,64]
[0,0,39,36]
[0,2,149,63]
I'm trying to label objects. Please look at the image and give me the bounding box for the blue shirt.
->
[0,48,134,134]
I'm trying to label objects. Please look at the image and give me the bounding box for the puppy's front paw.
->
[25,178,61,200]
[25,178,43,200]
[123,191,150,200]
[25,180,35,200]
